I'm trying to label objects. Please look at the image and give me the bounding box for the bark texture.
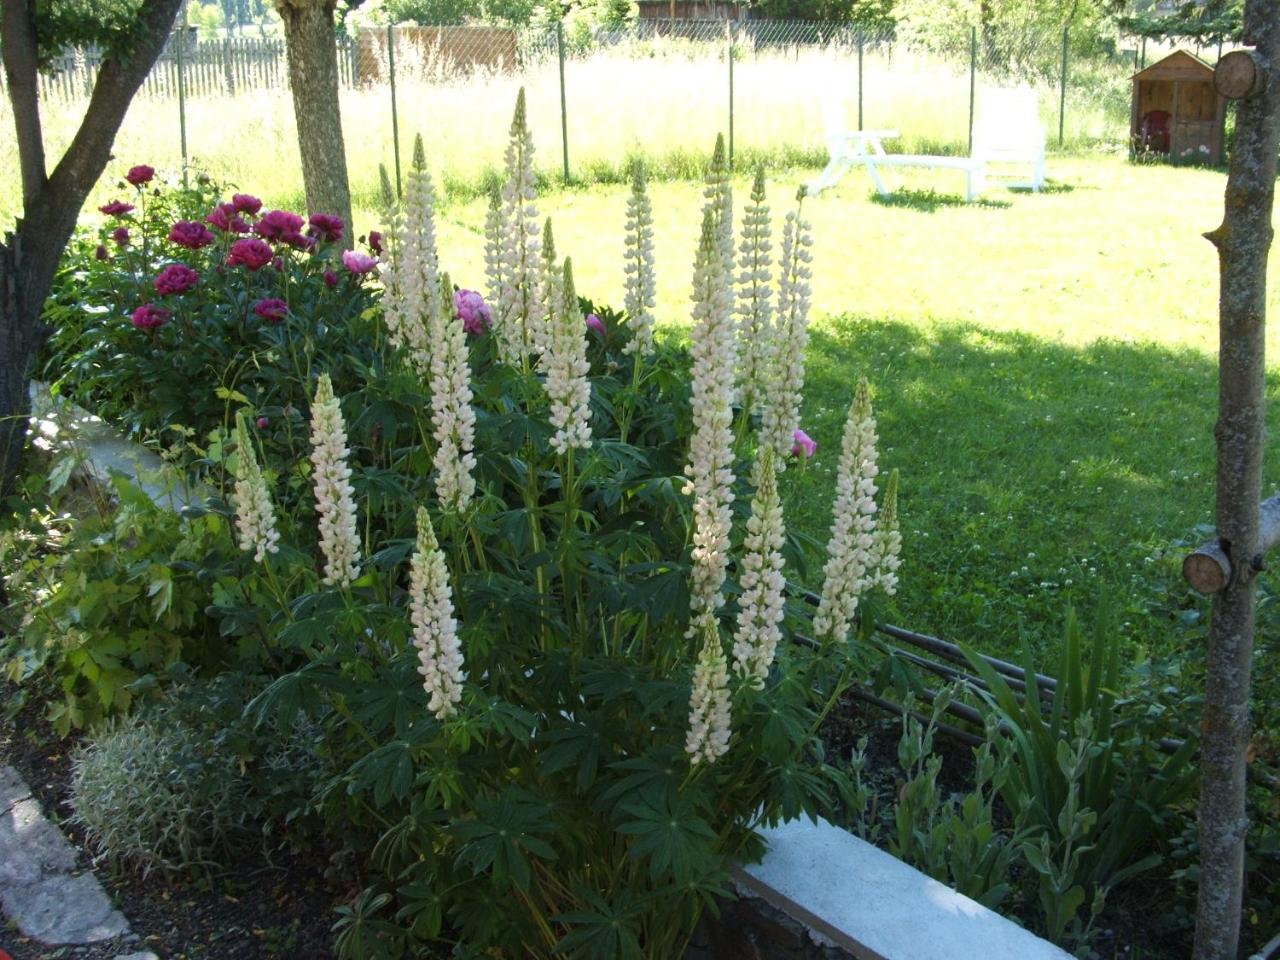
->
[1192,3,1280,958]
[276,0,353,245]
[0,0,184,500]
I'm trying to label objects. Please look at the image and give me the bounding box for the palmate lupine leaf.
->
[554,889,644,960]
[539,714,611,793]
[450,789,558,892]
[617,793,718,884]
[348,740,415,808]
[594,749,683,816]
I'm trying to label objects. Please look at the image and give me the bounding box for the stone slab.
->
[0,797,77,886]
[1,872,129,944]
[733,817,1074,960]
[114,952,160,960]
[0,766,30,815]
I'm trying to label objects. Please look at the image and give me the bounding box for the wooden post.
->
[1190,2,1280,958]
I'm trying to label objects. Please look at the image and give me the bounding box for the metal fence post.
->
[857,31,864,131]
[387,24,402,199]
[175,27,189,188]
[557,20,570,183]
[1058,24,1069,149]
[967,25,976,155]
[727,20,735,169]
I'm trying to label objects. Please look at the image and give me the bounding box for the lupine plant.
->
[201,97,902,958]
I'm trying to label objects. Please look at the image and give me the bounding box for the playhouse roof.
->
[1132,49,1215,81]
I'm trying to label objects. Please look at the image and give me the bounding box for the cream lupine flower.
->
[622,166,657,355]
[686,619,732,765]
[871,469,902,595]
[736,168,774,418]
[760,188,814,470]
[813,380,880,645]
[495,88,544,365]
[409,506,465,720]
[429,272,477,511]
[381,136,443,377]
[537,218,560,358]
[542,258,593,454]
[310,374,361,588]
[703,134,735,278]
[483,185,506,311]
[732,447,786,687]
[683,210,737,633]
[232,414,280,563]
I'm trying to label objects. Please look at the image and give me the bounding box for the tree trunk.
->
[1192,3,1280,959]
[276,0,353,245]
[0,0,183,502]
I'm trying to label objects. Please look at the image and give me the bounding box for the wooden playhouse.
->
[1131,50,1226,163]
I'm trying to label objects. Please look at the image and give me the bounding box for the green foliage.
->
[1116,0,1242,43]
[33,0,154,63]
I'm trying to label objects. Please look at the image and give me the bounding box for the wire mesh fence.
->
[0,18,1241,218]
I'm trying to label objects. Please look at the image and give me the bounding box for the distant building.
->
[634,0,748,21]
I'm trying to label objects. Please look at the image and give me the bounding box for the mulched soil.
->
[0,681,342,960]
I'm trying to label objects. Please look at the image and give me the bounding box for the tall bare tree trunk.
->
[276,0,353,245]
[1193,5,1280,959]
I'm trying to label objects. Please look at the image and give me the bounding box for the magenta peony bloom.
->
[281,231,315,252]
[95,244,109,261]
[99,200,134,217]
[323,269,339,288]
[455,289,492,336]
[256,416,269,429]
[307,213,344,244]
[254,209,305,242]
[791,429,817,459]
[368,231,383,256]
[111,227,130,246]
[252,298,289,323]
[154,263,200,296]
[342,250,378,276]
[131,304,172,330]
[232,193,263,215]
[227,238,274,271]
[206,203,250,233]
[168,220,215,249]
[586,313,605,336]
[125,165,155,187]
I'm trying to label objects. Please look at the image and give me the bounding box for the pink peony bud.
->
[206,203,250,234]
[306,213,344,244]
[252,298,289,324]
[95,244,110,261]
[323,269,339,288]
[586,313,605,336]
[454,289,492,335]
[99,200,134,217]
[111,227,130,246]
[131,304,172,330]
[256,416,269,429]
[368,231,383,256]
[125,165,155,187]
[791,429,817,459]
[231,193,263,215]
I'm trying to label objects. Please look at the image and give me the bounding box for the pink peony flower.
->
[125,165,155,187]
[168,220,215,249]
[99,200,134,217]
[206,203,250,233]
[232,193,263,215]
[254,210,305,243]
[252,298,289,323]
[307,213,344,244]
[256,416,269,429]
[342,250,377,276]
[154,263,200,296]
[323,269,339,288]
[455,289,492,335]
[131,304,172,330]
[281,231,315,252]
[368,231,383,256]
[95,244,109,261]
[111,227,130,246]
[226,238,274,271]
[586,313,605,336]
[791,429,817,459]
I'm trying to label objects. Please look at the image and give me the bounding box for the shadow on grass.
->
[869,188,1012,212]
[1010,179,1076,194]
[789,318,1280,660]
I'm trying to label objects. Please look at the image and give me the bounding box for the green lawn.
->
[425,154,1278,662]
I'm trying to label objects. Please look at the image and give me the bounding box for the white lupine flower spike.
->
[538,218,560,358]
[686,619,732,766]
[703,134,735,279]
[761,186,814,471]
[410,506,466,720]
[496,88,544,366]
[429,272,478,511]
[310,373,361,589]
[622,165,657,355]
[231,414,280,564]
[873,469,902,595]
[483,185,507,313]
[736,168,774,418]
[684,209,737,634]
[542,257,594,455]
[732,446,786,687]
[813,379,881,646]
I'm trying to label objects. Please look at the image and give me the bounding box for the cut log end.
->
[1184,547,1231,594]
[1215,50,1268,100]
